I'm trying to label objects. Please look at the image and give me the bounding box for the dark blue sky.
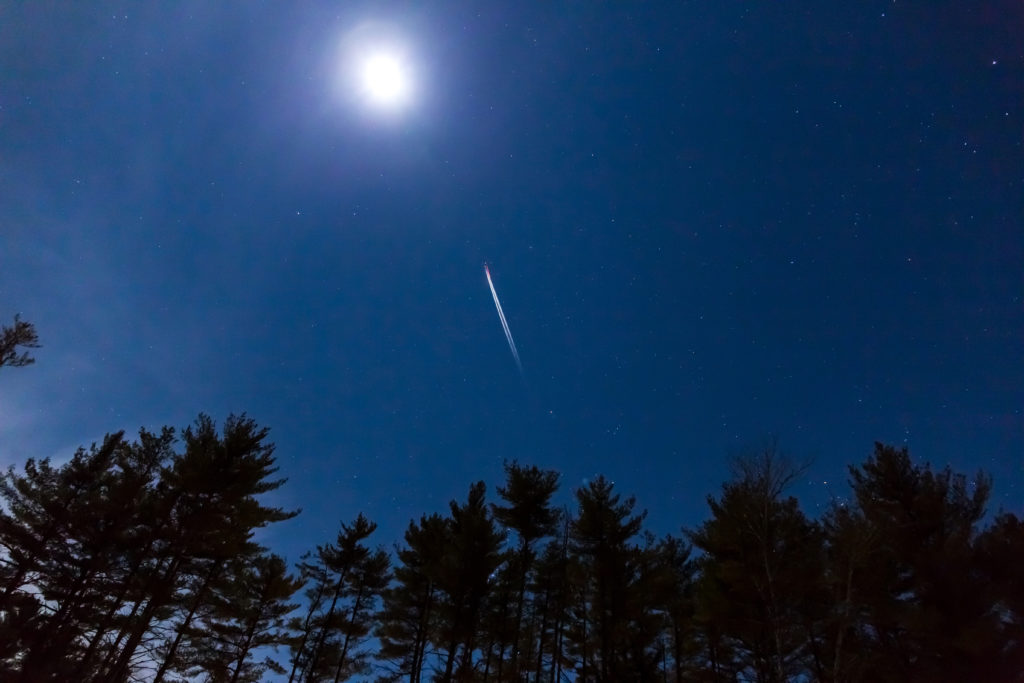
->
[2,1,1022,558]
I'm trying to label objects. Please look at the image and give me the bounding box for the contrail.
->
[484,264,522,374]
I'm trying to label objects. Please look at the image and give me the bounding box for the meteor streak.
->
[484,264,523,375]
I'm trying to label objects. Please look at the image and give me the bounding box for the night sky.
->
[2,2,1022,561]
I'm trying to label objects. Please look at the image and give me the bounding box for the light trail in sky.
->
[484,264,523,375]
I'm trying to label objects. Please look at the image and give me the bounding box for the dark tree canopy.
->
[2,421,1022,683]
[689,448,823,683]
[0,414,298,683]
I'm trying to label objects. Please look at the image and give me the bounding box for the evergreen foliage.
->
[289,514,390,683]
[0,414,299,682]
[491,461,560,680]
[2,405,1022,682]
[0,314,39,370]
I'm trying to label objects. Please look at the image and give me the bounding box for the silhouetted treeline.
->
[2,417,1022,682]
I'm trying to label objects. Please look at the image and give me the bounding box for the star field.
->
[1,1,1022,561]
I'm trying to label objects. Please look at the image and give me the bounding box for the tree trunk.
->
[533,582,550,683]
[229,597,267,683]
[510,541,531,678]
[482,636,494,681]
[550,614,564,683]
[305,567,349,680]
[410,584,433,683]
[288,581,327,683]
[672,621,683,683]
[93,590,149,681]
[76,539,155,677]
[153,563,220,683]
[103,554,183,683]
[523,597,539,679]
[332,583,365,683]
[458,604,481,680]
[832,560,854,683]
[442,635,459,683]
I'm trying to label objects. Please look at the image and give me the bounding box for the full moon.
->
[336,22,419,116]
[358,51,412,108]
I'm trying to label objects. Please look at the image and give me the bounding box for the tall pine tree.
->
[103,414,298,683]
[491,461,560,680]
[569,475,647,682]
[688,447,822,683]
[375,513,449,683]
[839,443,999,681]
[435,482,506,682]
[180,552,303,683]
[291,513,389,683]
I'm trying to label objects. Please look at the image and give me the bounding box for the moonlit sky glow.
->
[1,2,1021,571]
